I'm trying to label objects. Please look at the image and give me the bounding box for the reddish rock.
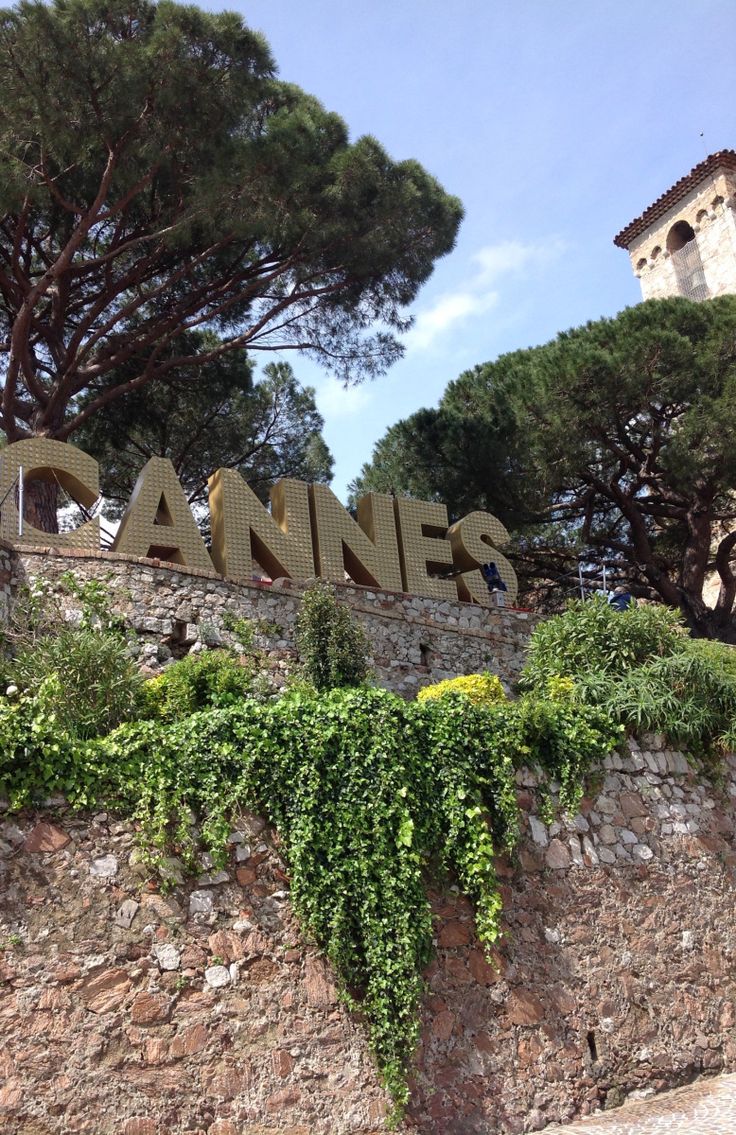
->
[545,838,571,870]
[432,1010,456,1041]
[23,822,70,853]
[207,929,245,963]
[0,1079,23,1110]
[138,892,184,923]
[246,957,279,984]
[721,1001,736,1029]
[179,945,207,970]
[266,1086,302,1112]
[130,991,172,1025]
[438,920,471,948]
[78,967,131,1014]
[620,791,645,819]
[170,1023,208,1057]
[468,949,501,985]
[518,847,543,872]
[443,956,471,984]
[144,1037,169,1064]
[201,1063,251,1099]
[517,1034,543,1061]
[38,987,71,1010]
[123,1121,161,1135]
[272,1048,294,1077]
[496,856,515,879]
[507,989,545,1026]
[235,865,257,886]
[549,987,576,1015]
[243,929,271,955]
[304,956,337,1006]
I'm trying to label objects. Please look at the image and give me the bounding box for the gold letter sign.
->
[447,511,518,605]
[0,440,519,604]
[208,469,314,581]
[112,457,212,570]
[309,485,404,591]
[0,438,100,549]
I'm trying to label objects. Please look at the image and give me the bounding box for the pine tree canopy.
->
[0,0,463,447]
[353,297,736,640]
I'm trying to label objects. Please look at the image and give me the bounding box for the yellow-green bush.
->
[417,672,506,706]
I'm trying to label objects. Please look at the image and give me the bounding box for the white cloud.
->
[315,376,373,419]
[404,289,499,352]
[404,237,567,354]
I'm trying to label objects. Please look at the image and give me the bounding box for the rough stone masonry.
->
[2,738,736,1135]
[0,543,535,695]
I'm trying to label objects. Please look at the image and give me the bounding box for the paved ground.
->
[543,1073,736,1134]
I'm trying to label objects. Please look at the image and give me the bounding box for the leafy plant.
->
[295,580,372,690]
[0,674,619,1116]
[0,677,91,808]
[607,651,736,752]
[221,611,258,652]
[141,650,256,722]
[0,571,142,741]
[56,571,127,633]
[520,597,685,689]
[417,672,506,706]
[521,597,736,752]
[9,626,142,741]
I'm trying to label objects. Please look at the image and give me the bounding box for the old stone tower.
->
[614,149,736,301]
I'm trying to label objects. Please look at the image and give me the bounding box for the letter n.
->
[208,469,314,580]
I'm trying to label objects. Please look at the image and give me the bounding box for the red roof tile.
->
[614,150,736,249]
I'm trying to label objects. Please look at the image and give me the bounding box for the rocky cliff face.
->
[2,738,736,1135]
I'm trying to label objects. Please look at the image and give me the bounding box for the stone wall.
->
[3,544,535,695]
[2,738,736,1135]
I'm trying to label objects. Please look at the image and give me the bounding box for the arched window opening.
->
[666,220,696,251]
[636,257,647,273]
[666,220,709,301]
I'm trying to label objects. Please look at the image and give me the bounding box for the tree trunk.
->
[22,479,60,535]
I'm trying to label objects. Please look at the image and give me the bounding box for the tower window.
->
[666,220,696,251]
[666,221,709,301]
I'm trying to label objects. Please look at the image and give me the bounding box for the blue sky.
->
[210,1,735,500]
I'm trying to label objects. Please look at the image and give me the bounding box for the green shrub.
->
[295,579,371,690]
[10,625,143,740]
[521,597,736,751]
[682,636,736,681]
[607,650,736,751]
[141,649,255,721]
[521,597,685,689]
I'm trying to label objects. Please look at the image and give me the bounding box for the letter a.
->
[112,457,212,570]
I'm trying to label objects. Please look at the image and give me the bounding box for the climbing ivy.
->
[0,678,618,1116]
